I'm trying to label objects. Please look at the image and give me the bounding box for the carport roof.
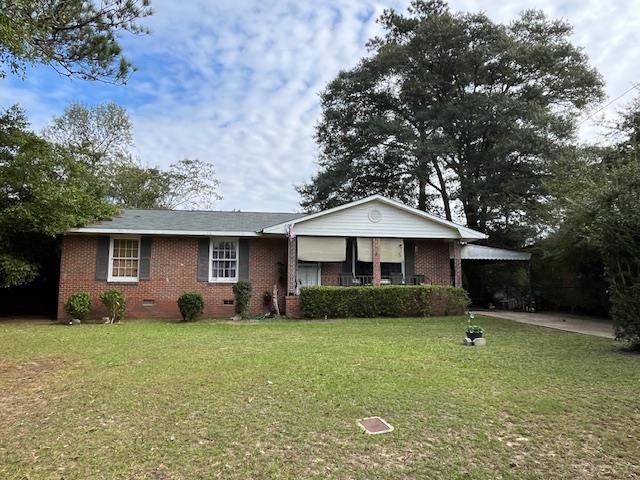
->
[460,244,531,261]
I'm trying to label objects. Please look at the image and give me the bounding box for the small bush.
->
[611,283,640,349]
[299,285,470,319]
[177,291,205,321]
[100,289,127,323]
[232,281,252,316]
[64,292,92,320]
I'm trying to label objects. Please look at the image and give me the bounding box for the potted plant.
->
[465,312,484,340]
[466,325,485,340]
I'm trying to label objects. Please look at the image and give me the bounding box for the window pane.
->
[210,240,237,279]
[111,238,139,278]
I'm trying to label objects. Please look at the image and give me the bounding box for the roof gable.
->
[262,195,487,241]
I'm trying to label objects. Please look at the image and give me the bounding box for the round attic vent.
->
[368,207,383,223]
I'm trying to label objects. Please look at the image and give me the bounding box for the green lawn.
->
[1,316,638,479]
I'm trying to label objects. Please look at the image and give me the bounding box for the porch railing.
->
[320,274,427,286]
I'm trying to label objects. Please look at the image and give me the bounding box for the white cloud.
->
[118,0,404,212]
[1,0,638,211]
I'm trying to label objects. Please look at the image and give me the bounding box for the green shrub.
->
[299,285,470,319]
[232,281,252,316]
[64,292,92,320]
[177,291,204,321]
[100,289,127,323]
[611,284,640,349]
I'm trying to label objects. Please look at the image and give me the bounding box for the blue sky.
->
[1,0,638,212]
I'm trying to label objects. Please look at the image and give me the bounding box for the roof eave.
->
[66,228,263,237]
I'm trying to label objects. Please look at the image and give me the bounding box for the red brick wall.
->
[320,262,342,285]
[284,295,301,319]
[414,240,452,285]
[57,235,287,321]
[247,237,287,314]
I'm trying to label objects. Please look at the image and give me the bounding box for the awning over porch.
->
[297,236,346,262]
[459,244,531,261]
[356,238,404,263]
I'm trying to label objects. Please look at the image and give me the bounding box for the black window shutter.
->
[404,240,415,278]
[238,239,250,281]
[197,239,210,281]
[139,237,152,280]
[95,236,110,281]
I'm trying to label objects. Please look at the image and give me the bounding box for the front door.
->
[297,263,320,292]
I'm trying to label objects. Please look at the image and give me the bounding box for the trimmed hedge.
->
[299,285,470,319]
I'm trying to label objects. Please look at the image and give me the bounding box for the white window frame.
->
[209,237,239,283]
[107,235,141,283]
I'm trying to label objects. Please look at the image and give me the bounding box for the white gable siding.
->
[292,200,459,238]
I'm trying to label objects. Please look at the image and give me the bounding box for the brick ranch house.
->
[57,195,526,320]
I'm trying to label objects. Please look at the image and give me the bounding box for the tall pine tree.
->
[299,0,603,246]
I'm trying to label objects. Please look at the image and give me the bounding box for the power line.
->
[577,81,640,127]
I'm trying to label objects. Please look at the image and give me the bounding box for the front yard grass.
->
[1,315,639,479]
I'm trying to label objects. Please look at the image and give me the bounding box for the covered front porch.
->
[285,236,463,294]
[260,195,489,317]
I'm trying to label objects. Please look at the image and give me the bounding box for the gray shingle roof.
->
[72,209,304,234]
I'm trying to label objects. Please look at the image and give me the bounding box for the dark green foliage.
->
[466,325,484,335]
[300,0,603,246]
[0,105,117,287]
[299,285,470,319]
[611,286,640,350]
[594,159,640,347]
[64,292,92,320]
[177,291,204,322]
[548,98,640,346]
[100,289,126,323]
[232,281,252,316]
[0,0,151,83]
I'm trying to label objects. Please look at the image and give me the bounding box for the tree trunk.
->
[461,194,480,230]
[417,175,427,211]
[432,159,452,221]
[272,284,280,316]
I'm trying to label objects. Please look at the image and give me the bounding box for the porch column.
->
[372,238,381,287]
[287,236,297,295]
[450,241,462,288]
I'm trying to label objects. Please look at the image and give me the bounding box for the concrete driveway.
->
[473,310,615,338]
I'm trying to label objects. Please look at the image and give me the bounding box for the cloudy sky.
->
[2,0,638,212]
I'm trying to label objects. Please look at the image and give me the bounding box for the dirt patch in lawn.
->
[0,358,76,422]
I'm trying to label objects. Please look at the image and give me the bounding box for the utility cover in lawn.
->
[358,416,394,434]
